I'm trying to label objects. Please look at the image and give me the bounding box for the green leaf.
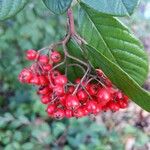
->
[42,0,73,14]
[80,0,139,16]
[0,0,29,20]
[85,44,150,112]
[79,5,149,85]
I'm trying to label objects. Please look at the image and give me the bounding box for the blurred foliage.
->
[0,0,149,149]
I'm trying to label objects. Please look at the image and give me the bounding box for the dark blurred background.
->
[0,0,150,150]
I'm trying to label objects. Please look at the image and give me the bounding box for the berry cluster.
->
[18,49,129,120]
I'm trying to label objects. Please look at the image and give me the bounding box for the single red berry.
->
[30,75,40,85]
[53,85,65,96]
[108,102,120,111]
[65,109,73,118]
[53,109,65,120]
[18,68,32,83]
[38,55,49,64]
[97,88,112,106]
[50,51,61,63]
[26,49,37,61]
[47,104,56,115]
[43,64,52,71]
[39,75,49,85]
[54,75,68,85]
[88,84,99,95]
[85,100,98,113]
[118,100,128,108]
[116,91,123,100]
[68,86,75,94]
[65,95,80,110]
[73,107,85,118]
[59,94,67,106]
[37,86,51,95]
[96,69,104,77]
[41,95,51,104]
[77,90,88,102]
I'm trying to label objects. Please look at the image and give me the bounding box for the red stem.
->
[67,8,75,35]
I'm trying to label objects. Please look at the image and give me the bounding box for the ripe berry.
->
[54,75,67,85]
[18,69,32,83]
[97,88,112,106]
[53,109,65,120]
[50,51,61,63]
[43,64,52,71]
[88,84,98,95]
[65,109,73,118]
[68,86,75,94]
[26,50,37,61]
[41,95,51,104]
[30,76,40,85]
[74,107,85,118]
[53,85,65,96]
[39,76,49,85]
[118,100,128,108]
[108,102,120,111]
[77,90,88,102]
[38,86,51,95]
[47,104,56,115]
[65,95,80,110]
[86,100,97,113]
[38,55,49,64]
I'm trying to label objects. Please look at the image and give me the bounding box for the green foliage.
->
[42,0,73,14]
[0,0,30,20]
[0,0,149,149]
[80,0,140,16]
[79,4,149,86]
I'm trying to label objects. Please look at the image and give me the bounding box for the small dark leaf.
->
[42,0,73,14]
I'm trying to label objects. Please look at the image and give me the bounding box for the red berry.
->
[68,86,75,94]
[53,85,65,96]
[74,107,85,118]
[26,50,37,61]
[38,55,49,64]
[118,100,128,108]
[65,109,73,118]
[108,102,120,111]
[50,51,61,63]
[85,100,97,113]
[88,84,98,95]
[96,69,104,77]
[54,75,68,85]
[30,76,40,85]
[77,90,88,102]
[41,95,51,104]
[59,94,67,106]
[38,86,51,95]
[53,109,65,120]
[47,104,56,115]
[43,64,52,71]
[18,69,32,83]
[65,95,80,110]
[97,88,112,106]
[39,76,49,85]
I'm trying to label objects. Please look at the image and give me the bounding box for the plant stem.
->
[67,8,75,36]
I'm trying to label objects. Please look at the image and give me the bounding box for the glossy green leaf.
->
[79,4,149,85]
[80,0,139,16]
[0,0,29,20]
[42,0,73,14]
[85,45,150,112]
